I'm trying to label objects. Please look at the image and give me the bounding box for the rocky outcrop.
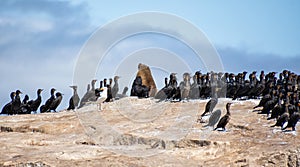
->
[0,98,299,166]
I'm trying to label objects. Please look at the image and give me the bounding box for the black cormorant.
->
[282,112,300,131]
[40,88,56,113]
[67,86,80,110]
[112,76,120,99]
[27,89,43,113]
[12,90,22,114]
[214,103,232,131]
[1,92,16,115]
[49,92,63,112]
[201,96,218,117]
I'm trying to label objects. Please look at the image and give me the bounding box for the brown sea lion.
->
[136,63,157,97]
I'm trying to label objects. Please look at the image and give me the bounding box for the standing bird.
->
[67,86,80,110]
[79,79,97,108]
[154,77,169,100]
[214,103,232,131]
[180,73,191,101]
[115,87,128,99]
[27,89,43,114]
[40,88,56,113]
[253,94,271,109]
[271,104,290,129]
[112,76,120,99]
[20,95,30,114]
[200,96,218,117]
[49,92,63,112]
[282,112,300,131]
[1,92,16,115]
[96,86,108,110]
[105,84,113,102]
[12,90,22,114]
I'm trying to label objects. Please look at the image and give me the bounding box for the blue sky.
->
[0,0,300,110]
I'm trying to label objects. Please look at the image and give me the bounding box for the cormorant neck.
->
[92,83,95,90]
[73,88,77,95]
[226,105,231,115]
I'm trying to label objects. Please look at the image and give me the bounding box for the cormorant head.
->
[16,90,22,95]
[103,78,107,86]
[24,95,29,101]
[226,102,232,108]
[69,86,77,90]
[10,92,16,98]
[37,89,43,94]
[91,79,97,85]
[50,88,56,94]
[114,76,120,81]
[56,92,63,97]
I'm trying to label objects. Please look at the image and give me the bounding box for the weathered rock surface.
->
[0,98,299,167]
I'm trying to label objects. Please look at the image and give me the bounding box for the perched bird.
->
[67,86,80,110]
[12,90,22,115]
[253,94,271,109]
[19,95,30,114]
[282,112,300,131]
[27,89,43,114]
[115,87,129,99]
[49,92,63,112]
[180,73,191,101]
[1,92,16,115]
[96,86,108,110]
[105,84,113,102]
[79,79,97,108]
[203,109,222,129]
[40,88,56,113]
[214,103,232,131]
[154,77,169,100]
[112,76,120,99]
[271,104,290,129]
[201,96,218,117]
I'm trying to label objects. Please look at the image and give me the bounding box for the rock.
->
[0,98,300,166]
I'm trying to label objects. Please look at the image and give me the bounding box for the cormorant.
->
[180,73,191,101]
[201,95,218,117]
[115,87,128,99]
[111,76,120,99]
[20,95,30,114]
[67,86,80,110]
[95,81,103,98]
[131,76,150,98]
[282,112,300,131]
[49,92,63,112]
[27,89,43,114]
[271,104,290,129]
[12,90,22,114]
[214,103,232,131]
[79,79,97,108]
[105,84,113,102]
[203,109,222,129]
[103,78,107,87]
[253,94,271,109]
[1,92,16,115]
[154,77,169,100]
[40,88,56,113]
